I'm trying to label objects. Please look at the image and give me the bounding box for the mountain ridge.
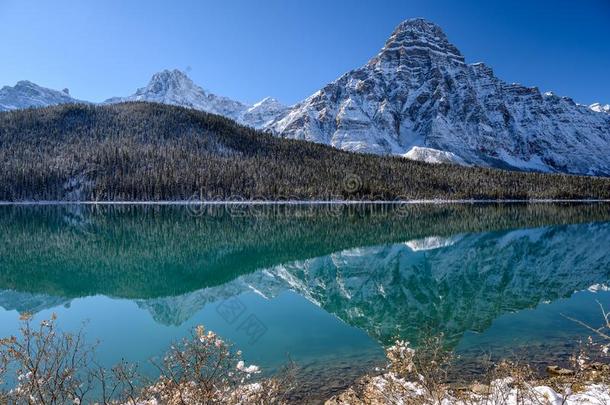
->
[0,70,288,130]
[104,69,287,129]
[0,80,84,111]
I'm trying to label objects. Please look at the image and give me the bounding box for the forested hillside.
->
[0,102,609,201]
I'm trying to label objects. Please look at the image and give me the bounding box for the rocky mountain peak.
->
[14,80,35,88]
[146,69,197,94]
[240,97,288,129]
[104,69,249,120]
[390,18,450,43]
[371,18,464,68]
[12,81,49,95]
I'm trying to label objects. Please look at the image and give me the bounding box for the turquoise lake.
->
[0,203,609,402]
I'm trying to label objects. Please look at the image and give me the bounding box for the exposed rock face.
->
[268,19,610,176]
[105,69,287,129]
[0,80,83,111]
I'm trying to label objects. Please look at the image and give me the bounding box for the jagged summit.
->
[14,80,36,88]
[104,69,249,121]
[385,18,455,50]
[240,97,288,129]
[371,18,464,67]
[251,97,282,108]
[147,69,196,93]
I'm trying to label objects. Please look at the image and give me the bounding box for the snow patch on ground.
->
[403,146,467,165]
[356,374,610,405]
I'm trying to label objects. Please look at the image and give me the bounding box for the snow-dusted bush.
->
[329,336,610,405]
[0,316,293,404]
[135,325,292,404]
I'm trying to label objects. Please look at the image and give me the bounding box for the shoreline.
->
[1,199,610,206]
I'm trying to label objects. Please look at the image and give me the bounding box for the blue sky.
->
[1,0,608,105]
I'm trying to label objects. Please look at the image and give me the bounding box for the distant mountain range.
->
[0,70,288,130]
[4,102,610,202]
[0,80,84,111]
[1,18,609,175]
[104,69,288,129]
[590,103,610,114]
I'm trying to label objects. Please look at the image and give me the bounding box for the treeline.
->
[1,203,609,300]
[0,102,609,201]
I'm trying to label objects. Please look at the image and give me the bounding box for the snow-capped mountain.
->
[0,80,82,111]
[267,18,610,176]
[402,146,467,165]
[105,69,286,129]
[105,69,248,121]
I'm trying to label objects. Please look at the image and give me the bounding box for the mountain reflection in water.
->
[0,203,609,400]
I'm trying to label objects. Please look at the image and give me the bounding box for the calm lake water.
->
[1,203,610,402]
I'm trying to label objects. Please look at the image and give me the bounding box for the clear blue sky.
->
[1,0,608,105]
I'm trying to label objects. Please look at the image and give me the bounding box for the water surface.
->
[0,203,609,401]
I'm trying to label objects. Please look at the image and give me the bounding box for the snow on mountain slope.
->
[590,103,610,114]
[404,235,462,251]
[105,69,286,129]
[105,69,249,121]
[0,81,83,111]
[240,97,289,129]
[267,18,610,176]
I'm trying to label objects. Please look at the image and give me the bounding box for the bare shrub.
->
[331,335,455,404]
[0,316,293,405]
[0,313,135,404]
